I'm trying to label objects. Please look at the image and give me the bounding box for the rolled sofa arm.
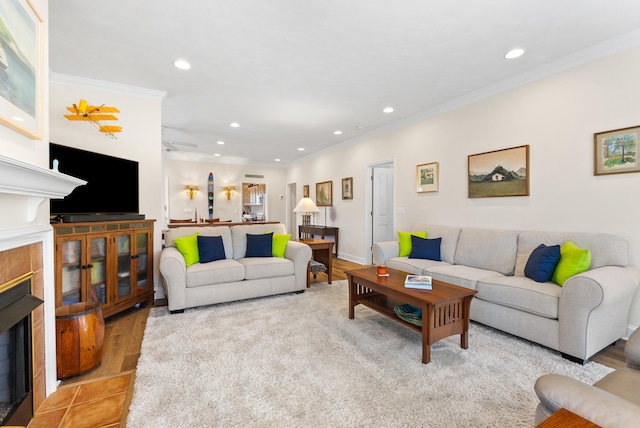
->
[159,247,187,312]
[372,241,400,265]
[534,374,640,428]
[285,240,312,290]
[626,327,640,370]
[558,265,640,360]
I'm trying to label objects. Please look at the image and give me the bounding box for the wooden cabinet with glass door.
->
[53,220,155,318]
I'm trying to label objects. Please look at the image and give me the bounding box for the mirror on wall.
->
[242,183,266,222]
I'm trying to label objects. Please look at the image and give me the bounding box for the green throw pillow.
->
[272,233,291,258]
[551,240,591,286]
[173,233,201,267]
[398,231,427,257]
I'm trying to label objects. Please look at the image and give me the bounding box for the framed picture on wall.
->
[594,125,640,175]
[303,185,309,198]
[0,0,44,139]
[315,181,332,206]
[416,162,439,193]
[468,145,529,198]
[342,177,353,199]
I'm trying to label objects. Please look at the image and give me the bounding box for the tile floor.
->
[28,372,132,428]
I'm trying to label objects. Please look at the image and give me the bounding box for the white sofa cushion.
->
[425,264,505,290]
[454,227,519,275]
[515,231,629,276]
[412,224,461,264]
[165,226,234,260]
[231,224,287,260]
[239,257,295,280]
[477,276,561,319]
[186,259,245,288]
[386,257,451,275]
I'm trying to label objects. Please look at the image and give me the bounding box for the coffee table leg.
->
[347,274,355,319]
[460,296,473,349]
[422,304,432,364]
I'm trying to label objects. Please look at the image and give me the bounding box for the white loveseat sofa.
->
[373,224,640,363]
[160,223,312,313]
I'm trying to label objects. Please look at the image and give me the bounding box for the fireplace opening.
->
[0,273,43,427]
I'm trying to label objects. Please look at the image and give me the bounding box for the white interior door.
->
[365,160,395,264]
[372,164,394,244]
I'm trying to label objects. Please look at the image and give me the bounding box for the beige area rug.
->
[127,281,613,427]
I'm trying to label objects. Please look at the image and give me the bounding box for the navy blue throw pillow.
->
[524,244,561,283]
[246,233,273,257]
[409,236,441,261]
[197,235,226,263]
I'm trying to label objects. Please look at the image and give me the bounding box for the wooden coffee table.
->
[345,266,477,364]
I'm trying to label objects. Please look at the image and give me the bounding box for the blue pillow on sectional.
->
[524,243,561,283]
[246,232,273,257]
[409,235,441,261]
[197,235,226,263]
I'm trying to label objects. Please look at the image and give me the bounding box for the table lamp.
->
[293,197,319,239]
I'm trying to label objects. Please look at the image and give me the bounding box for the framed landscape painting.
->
[342,177,353,199]
[0,0,43,139]
[416,162,439,193]
[594,125,640,175]
[468,145,529,198]
[315,181,332,206]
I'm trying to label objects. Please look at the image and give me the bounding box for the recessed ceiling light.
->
[275,158,281,162]
[214,153,221,157]
[383,107,394,113]
[11,116,24,122]
[504,48,525,59]
[230,122,240,128]
[173,59,191,70]
[217,141,225,145]
[334,130,342,135]
[298,147,304,151]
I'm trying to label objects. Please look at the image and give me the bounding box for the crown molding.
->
[50,72,167,101]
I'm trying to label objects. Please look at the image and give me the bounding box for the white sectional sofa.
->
[373,224,640,363]
[160,223,312,313]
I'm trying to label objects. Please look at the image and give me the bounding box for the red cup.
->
[376,265,387,275]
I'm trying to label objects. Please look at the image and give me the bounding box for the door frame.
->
[365,159,396,265]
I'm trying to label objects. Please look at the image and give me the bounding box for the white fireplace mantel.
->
[0,154,86,222]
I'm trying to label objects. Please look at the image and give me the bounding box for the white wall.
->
[287,45,640,329]
[49,75,166,298]
[164,159,288,225]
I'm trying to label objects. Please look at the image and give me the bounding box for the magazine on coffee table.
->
[404,274,432,290]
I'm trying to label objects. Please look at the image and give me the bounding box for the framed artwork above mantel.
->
[0,0,44,139]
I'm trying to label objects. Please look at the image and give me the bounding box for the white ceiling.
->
[49,1,640,166]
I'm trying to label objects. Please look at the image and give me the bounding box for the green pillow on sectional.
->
[398,231,427,257]
[173,233,201,267]
[272,233,291,258]
[551,240,591,286]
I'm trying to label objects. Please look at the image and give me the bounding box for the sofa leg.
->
[169,309,185,314]
[561,353,588,365]
[295,290,305,294]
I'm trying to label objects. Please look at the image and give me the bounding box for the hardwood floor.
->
[30,258,628,426]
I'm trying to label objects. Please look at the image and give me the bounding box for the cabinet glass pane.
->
[89,237,107,304]
[136,233,149,291]
[61,240,82,305]
[117,235,132,299]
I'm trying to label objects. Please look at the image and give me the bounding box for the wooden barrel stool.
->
[55,301,105,379]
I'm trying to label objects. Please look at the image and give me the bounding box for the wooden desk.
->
[297,239,334,287]
[536,408,600,427]
[299,225,339,257]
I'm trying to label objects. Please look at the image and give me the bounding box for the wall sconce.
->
[223,186,236,200]
[185,185,199,199]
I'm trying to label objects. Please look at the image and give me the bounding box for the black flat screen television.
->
[49,143,139,217]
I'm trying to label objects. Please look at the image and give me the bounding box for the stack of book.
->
[404,274,432,290]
